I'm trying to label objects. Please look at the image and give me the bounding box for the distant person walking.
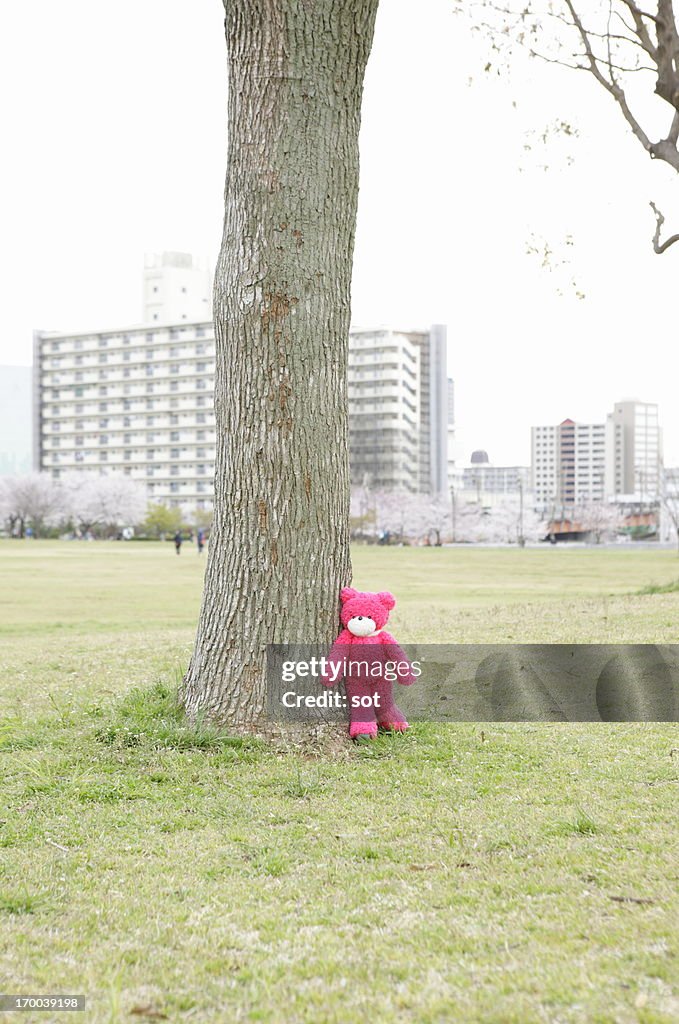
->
[197,529,205,555]
[174,530,183,555]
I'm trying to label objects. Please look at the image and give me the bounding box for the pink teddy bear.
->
[323,587,416,739]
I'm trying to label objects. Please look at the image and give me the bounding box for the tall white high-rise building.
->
[143,252,213,325]
[532,419,607,510]
[605,399,661,500]
[446,377,455,489]
[348,325,448,494]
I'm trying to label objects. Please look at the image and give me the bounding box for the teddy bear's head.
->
[340,587,396,637]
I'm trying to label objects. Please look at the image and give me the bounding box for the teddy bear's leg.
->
[375,683,410,732]
[345,679,378,739]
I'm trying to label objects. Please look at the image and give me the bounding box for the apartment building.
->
[605,399,661,500]
[347,325,448,494]
[34,321,216,510]
[347,328,421,492]
[143,252,213,325]
[532,419,608,510]
[460,450,530,496]
[35,320,449,509]
[447,376,456,489]
[532,400,661,510]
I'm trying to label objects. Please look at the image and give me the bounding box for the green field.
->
[1,542,678,1023]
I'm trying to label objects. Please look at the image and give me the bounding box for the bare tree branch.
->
[650,200,679,250]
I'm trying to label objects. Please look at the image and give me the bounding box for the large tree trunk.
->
[182,0,379,728]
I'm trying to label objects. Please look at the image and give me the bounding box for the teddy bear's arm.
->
[379,631,417,685]
[321,628,353,686]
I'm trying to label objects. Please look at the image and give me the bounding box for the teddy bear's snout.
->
[347,615,378,637]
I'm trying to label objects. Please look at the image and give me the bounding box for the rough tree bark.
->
[182,1,379,729]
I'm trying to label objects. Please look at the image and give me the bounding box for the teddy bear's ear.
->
[340,587,359,603]
[377,591,396,610]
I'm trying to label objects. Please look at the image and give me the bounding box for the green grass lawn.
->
[1,541,678,1023]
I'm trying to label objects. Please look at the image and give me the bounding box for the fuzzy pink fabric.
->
[324,588,414,739]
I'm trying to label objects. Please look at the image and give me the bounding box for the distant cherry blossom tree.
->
[0,473,62,537]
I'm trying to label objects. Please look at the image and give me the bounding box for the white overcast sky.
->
[1,0,677,464]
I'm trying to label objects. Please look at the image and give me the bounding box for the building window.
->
[99,435,108,445]
[170,482,179,493]
[146,384,154,394]
[171,465,179,476]
[147,449,155,460]
[170,381,178,392]
[75,340,83,351]
[171,448,180,459]
[99,386,107,396]
[98,337,108,348]
[99,419,109,428]
[99,402,107,412]
[124,417,131,428]
[170,431,179,442]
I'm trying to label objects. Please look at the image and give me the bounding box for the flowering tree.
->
[576,500,624,543]
[0,473,62,537]
[61,473,147,537]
